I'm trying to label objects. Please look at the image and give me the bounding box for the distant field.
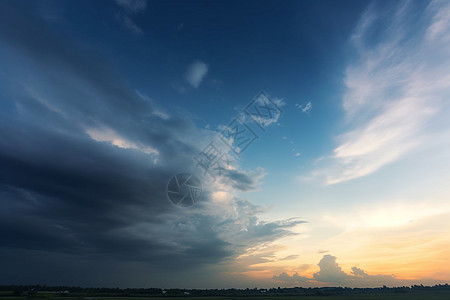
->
[94,295,450,300]
[111,292,448,300]
[87,293,450,300]
[3,292,450,300]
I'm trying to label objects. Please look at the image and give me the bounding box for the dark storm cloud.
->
[0,0,211,265]
[0,1,302,285]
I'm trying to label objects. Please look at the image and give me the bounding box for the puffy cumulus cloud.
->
[185,61,209,88]
[0,2,302,287]
[349,267,399,285]
[313,255,399,287]
[274,255,399,287]
[313,255,351,284]
[313,0,450,185]
[273,272,311,284]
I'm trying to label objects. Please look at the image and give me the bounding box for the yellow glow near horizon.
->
[232,195,450,286]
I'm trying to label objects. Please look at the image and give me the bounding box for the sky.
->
[0,0,450,289]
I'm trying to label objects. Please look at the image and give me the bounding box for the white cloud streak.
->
[115,0,147,14]
[115,0,146,35]
[302,101,312,113]
[117,15,143,36]
[295,101,312,112]
[86,126,159,158]
[317,0,450,184]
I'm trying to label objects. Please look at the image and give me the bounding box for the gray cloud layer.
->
[0,1,301,287]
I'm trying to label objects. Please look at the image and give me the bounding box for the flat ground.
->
[5,292,450,300]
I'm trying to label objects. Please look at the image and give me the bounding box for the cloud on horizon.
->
[274,255,398,287]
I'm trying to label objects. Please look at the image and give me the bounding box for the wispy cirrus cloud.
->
[116,15,144,35]
[295,101,312,113]
[115,0,147,14]
[314,0,450,185]
[115,0,146,35]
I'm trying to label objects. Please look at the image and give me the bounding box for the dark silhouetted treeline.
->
[0,284,449,297]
